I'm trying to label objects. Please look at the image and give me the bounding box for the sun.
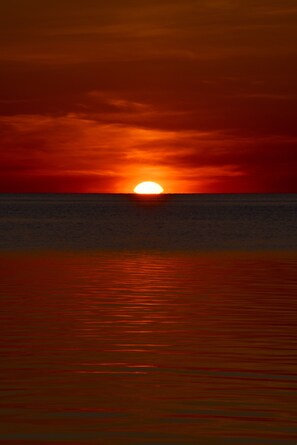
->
[134,181,164,194]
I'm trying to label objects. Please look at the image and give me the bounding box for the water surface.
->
[1,193,296,251]
[0,195,296,444]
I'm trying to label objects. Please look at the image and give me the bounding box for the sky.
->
[0,0,296,193]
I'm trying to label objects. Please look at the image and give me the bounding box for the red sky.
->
[0,0,296,193]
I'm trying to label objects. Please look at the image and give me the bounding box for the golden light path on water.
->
[0,250,296,443]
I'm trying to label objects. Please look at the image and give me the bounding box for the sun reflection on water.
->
[0,250,296,443]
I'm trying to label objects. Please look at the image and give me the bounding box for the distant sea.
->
[1,193,297,251]
[0,194,296,444]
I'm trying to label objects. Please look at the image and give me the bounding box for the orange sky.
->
[0,0,296,193]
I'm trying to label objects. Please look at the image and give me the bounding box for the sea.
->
[0,194,296,444]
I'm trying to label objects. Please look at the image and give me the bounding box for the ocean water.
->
[0,194,296,444]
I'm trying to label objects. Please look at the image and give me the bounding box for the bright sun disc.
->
[134,181,164,194]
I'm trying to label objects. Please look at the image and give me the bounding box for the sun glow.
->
[134,181,164,194]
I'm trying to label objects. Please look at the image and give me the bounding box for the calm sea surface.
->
[0,194,296,444]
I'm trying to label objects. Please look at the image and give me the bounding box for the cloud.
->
[1,0,296,64]
[0,1,296,192]
[1,112,297,193]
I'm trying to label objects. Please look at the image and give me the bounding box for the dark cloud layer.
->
[0,0,296,192]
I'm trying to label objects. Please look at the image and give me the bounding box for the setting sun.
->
[134,181,164,194]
